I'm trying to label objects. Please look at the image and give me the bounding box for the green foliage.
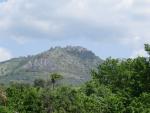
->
[144,44,150,55]
[0,44,149,113]
[91,57,150,96]
[50,73,63,89]
[127,93,150,113]
[51,87,80,113]
[0,106,12,113]
[6,83,44,113]
[50,73,63,83]
[81,81,125,113]
[34,78,46,88]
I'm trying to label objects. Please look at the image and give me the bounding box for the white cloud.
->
[116,0,134,9]
[121,36,150,57]
[0,0,150,41]
[0,0,150,58]
[131,48,148,58]
[121,36,142,48]
[25,19,63,33]
[0,47,12,62]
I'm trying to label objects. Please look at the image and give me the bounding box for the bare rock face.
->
[0,46,103,84]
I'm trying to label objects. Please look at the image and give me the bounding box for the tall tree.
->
[50,73,63,90]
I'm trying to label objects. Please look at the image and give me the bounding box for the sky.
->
[0,0,150,61]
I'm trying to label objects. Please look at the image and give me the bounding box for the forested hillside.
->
[0,46,102,85]
[0,44,149,113]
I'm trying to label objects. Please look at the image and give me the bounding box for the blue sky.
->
[0,0,150,61]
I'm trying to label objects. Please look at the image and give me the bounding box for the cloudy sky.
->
[0,0,150,61]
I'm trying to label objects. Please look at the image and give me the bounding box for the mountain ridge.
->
[0,46,103,84]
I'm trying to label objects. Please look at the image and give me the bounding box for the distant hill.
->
[0,46,103,85]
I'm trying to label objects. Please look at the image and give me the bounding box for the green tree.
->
[126,93,150,113]
[34,78,46,88]
[144,44,150,55]
[49,73,63,90]
[6,83,44,113]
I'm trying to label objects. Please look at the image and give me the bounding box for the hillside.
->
[0,46,103,84]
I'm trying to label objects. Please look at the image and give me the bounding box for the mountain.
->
[0,46,103,85]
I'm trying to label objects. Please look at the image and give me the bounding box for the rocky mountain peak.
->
[0,46,103,85]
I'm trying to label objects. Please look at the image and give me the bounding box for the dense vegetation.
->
[0,44,150,113]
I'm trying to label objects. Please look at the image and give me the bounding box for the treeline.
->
[0,44,150,113]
